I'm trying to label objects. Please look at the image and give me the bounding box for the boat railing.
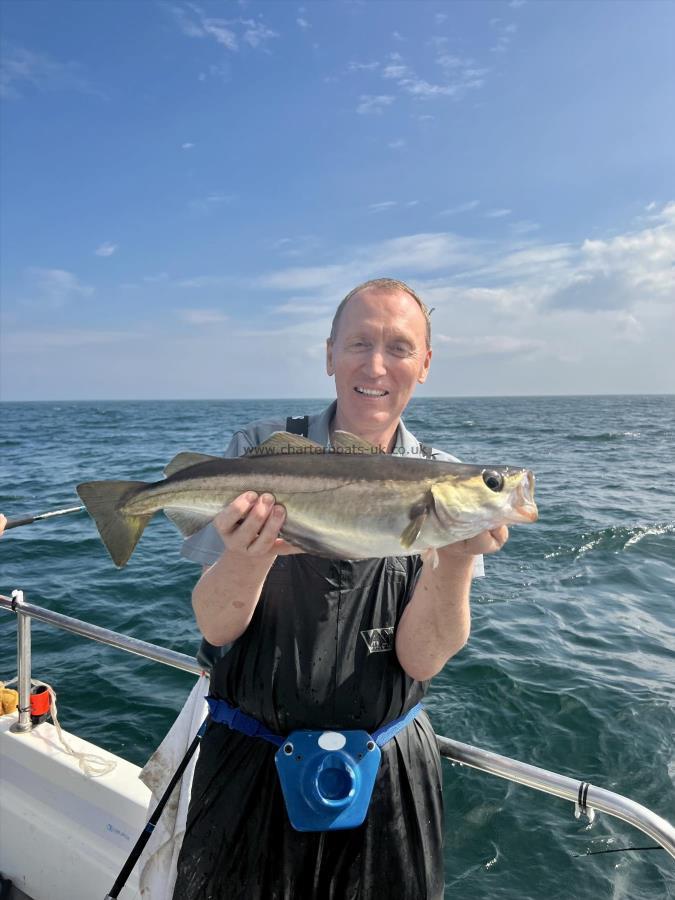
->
[1,590,674,861]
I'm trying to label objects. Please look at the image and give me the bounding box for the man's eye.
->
[391,344,411,355]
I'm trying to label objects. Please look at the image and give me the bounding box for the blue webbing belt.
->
[205,696,424,748]
[205,697,424,831]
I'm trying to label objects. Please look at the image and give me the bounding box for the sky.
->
[1,0,674,401]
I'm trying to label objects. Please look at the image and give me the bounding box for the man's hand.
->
[212,492,304,558]
[438,525,509,560]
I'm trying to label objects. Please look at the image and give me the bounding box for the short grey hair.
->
[329,278,432,348]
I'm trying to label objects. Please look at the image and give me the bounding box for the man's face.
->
[326,288,432,435]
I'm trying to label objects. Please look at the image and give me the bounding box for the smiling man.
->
[173,278,508,900]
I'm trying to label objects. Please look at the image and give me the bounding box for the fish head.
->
[431,466,538,535]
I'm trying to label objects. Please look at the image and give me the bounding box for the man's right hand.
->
[212,492,304,558]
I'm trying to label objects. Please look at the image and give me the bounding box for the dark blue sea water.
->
[1,396,673,899]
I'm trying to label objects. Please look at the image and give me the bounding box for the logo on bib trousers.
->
[360,627,394,654]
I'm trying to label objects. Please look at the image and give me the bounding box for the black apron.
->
[173,553,445,900]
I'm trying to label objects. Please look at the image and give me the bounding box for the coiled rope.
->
[3,676,117,778]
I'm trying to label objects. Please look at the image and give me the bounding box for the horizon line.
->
[1,392,674,403]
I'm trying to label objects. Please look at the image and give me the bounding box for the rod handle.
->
[5,516,35,530]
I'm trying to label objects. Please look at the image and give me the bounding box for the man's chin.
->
[347,400,403,427]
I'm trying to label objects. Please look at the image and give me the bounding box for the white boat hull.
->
[0,714,151,900]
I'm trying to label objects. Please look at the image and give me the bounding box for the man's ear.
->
[326,339,335,376]
[417,348,432,384]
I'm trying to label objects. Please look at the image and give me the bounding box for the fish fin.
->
[400,512,428,549]
[164,508,214,537]
[76,480,151,568]
[247,432,323,456]
[164,451,220,477]
[331,431,380,454]
[278,523,345,557]
[399,492,434,549]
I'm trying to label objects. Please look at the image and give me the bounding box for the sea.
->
[1,395,673,899]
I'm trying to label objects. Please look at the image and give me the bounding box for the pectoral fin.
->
[164,508,214,537]
[399,493,434,549]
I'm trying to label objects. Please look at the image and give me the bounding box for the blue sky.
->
[1,0,674,400]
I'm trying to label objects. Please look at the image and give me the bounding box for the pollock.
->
[76,431,537,568]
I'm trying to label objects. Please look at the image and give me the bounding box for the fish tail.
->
[76,480,152,567]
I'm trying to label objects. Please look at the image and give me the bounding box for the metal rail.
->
[1,591,674,860]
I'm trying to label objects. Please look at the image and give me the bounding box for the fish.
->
[76,430,537,568]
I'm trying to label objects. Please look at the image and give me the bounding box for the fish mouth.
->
[354,386,389,398]
[513,470,538,522]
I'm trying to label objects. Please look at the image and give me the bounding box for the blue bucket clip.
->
[275,729,381,832]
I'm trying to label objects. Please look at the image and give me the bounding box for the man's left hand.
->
[439,525,509,559]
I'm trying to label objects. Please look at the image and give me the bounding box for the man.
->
[173,278,508,899]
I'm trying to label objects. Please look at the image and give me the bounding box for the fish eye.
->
[482,470,504,492]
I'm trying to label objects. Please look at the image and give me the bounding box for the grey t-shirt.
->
[181,400,484,576]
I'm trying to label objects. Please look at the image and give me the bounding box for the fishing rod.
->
[4,506,85,530]
[574,844,662,858]
[104,717,209,900]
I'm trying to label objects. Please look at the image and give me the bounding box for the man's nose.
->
[362,349,387,377]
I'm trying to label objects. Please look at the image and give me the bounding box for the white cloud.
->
[440,200,480,216]
[6,329,135,349]
[490,19,518,53]
[347,61,379,72]
[384,53,486,100]
[368,233,479,272]
[368,201,398,213]
[392,30,404,41]
[24,268,94,307]
[398,77,458,97]
[510,220,540,235]
[0,44,99,100]
[255,202,675,322]
[272,300,333,316]
[509,0,527,7]
[95,241,117,257]
[188,193,234,214]
[177,309,229,325]
[170,6,278,53]
[178,275,232,289]
[143,273,169,283]
[7,207,673,399]
[383,64,410,80]
[297,17,310,29]
[436,54,471,70]
[356,94,394,115]
[241,19,278,49]
[486,208,512,218]
[181,142,195,150]
[388,138,406,150]
[259,265,345,291]
[435,334,545,356]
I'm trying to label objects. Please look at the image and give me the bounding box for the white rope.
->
[4,676,117,778]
